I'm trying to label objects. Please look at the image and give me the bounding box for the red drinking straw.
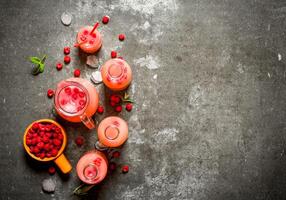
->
[90,22,99,35]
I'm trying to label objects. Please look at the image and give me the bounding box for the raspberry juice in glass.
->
[76,150,108,185]
[76,25,102,54]
[101,58,132,91]
[97,116,128,148]
[54,78,98,129]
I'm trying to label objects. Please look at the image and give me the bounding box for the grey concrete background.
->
[1,0,286,199]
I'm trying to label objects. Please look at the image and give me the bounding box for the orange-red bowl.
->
[23,119,67,162]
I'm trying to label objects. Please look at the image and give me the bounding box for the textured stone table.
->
[1,0,286,199]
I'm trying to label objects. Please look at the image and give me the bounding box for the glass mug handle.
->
[95,141,108,151]
[80,113,96,129]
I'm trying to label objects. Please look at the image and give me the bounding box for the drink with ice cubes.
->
[76,26,102,54]
[54,78,99,129]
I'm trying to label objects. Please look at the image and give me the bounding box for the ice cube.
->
[61,12,72,26]
[42,179,56,193]
[86,55,98,68]
[90,71,102,84]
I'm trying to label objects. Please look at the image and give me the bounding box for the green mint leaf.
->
[29,54,47,75]
[73,184,96,196]
[38,63,44,73]
[29,57,41,64]
[123,99,134,103]
[31,66,41,75]
[124,92,129,100]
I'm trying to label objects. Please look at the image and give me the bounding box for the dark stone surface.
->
[1,0,286,199]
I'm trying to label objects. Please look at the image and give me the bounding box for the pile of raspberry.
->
[26,122,63,159]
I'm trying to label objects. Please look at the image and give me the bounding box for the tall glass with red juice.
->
[54,78,98,129]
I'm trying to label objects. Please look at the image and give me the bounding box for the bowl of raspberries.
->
[23,119,72,173]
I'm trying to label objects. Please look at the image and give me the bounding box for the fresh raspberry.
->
[115,105,122,112]
[26,133,32,139]
[33,147,40,154]
[122,165,129,173]
[55,127,61,133]
[74,69,81,77]
[31,138,37,146]
[46,153,52,158]
[78,92,85,98]
[109,162,116,171]
[40,153,45,159]
[118,34,125,41]
[111,51,117,58]
[63,47,70,55]
[64,55,71,64]
[48,166,56,175]
[114,96,121,104]
[47,89,54,98]
[49,145,54,151]
[39,131,45,137]
[45,126,51,132]
[64,87,72,95]
[32,123,40,131]
[51,149,58,157]
[118,56,124,60]
[45,132,52,138]
[79,99,86,106]
[44,143,50,151]
[36,137,42,143]
[110,95,117,102]
[93,158,102,167]
[112,151,120,158]
[56,62,63,71]
[29,130,35,136]
[110,95,121,103]
[72,93,78,100]
[58,134,63,141]
[53,133,58,139]
[75,136,85,147]
[51,126,56,132]
[97,105,104,114]
[72,88,79,94]
[53,139,62,146]
[126,103,133,112]
[42,136,49,143]
[37,142,45,149]
[26,139,32,146]
[110,101,116,107]
[39,126,45,131]
[102,15,110,24]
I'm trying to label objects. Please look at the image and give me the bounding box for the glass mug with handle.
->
[54,78,99,129]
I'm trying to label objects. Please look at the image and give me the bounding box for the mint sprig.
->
[29,55,47,75]
[122,92,134,103]
[73,184,96,196]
